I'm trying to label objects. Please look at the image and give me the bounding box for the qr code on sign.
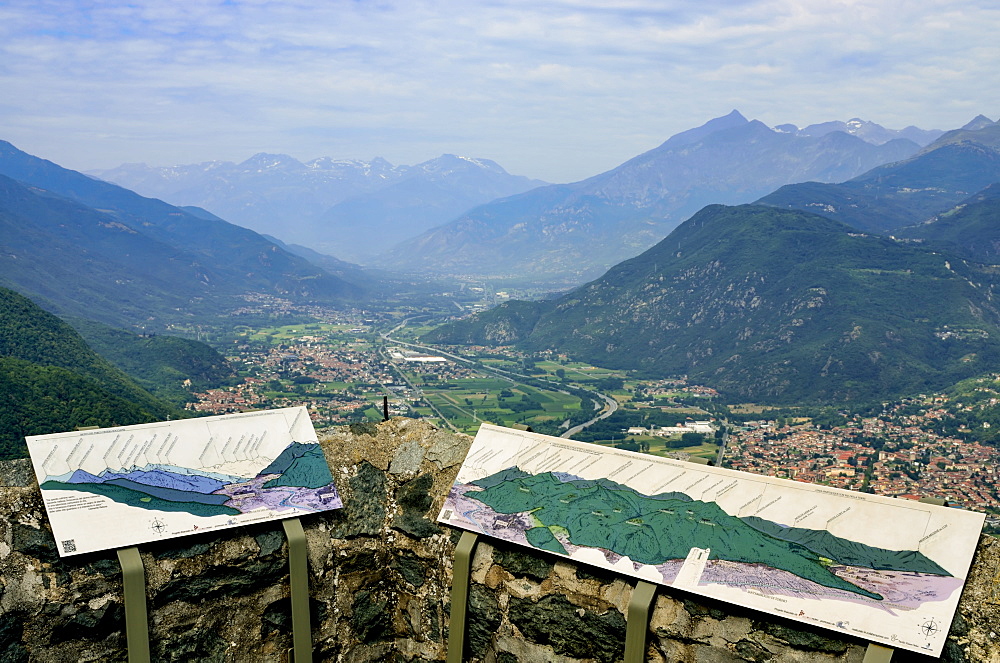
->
[440,509,453,520]
[61,539,77,553]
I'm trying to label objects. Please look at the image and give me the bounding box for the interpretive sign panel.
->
[27,407,341,556]
[438,424,985,656]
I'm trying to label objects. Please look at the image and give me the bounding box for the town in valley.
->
[183,297,1000,533]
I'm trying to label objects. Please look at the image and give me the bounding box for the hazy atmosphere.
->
[3,0,999,182]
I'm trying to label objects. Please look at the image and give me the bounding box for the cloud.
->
[1,0,999,181]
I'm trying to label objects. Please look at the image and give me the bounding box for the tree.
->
[681,431,706,446]
[597,377,625,391]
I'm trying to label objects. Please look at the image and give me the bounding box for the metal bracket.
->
[283,517,312,663]
[863,643,894,662]
[624,580,657,663]
[446,531,480,663]
[117,546,151,663]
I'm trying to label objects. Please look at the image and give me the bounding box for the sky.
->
[2,0,999,184]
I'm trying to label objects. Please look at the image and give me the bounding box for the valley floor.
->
[182,303,1000,533]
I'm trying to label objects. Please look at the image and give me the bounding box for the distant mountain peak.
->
[305,156,367,169]
[87,150,542,257]
[794,118,943,147]
[961,115,996,131]
[416,154,506,176]
[377,112,923,283]
[658,110,749,150]
[238,153,304,171]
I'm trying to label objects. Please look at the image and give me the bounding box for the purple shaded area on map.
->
[216,474,342,513]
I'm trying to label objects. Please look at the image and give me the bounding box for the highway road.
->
[381,327,615,437]
[560,391,619,438]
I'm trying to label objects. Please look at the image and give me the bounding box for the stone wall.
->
[0,418,998,662]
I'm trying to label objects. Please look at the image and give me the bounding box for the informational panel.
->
[438,424,985,657]
[27,407,342,556]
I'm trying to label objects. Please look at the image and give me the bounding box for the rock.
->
[389,439,426,475]
[426,431,471,469]
[492,543,553,581]
[391,473,440,539]
[351,589,392,643]
[392,551,428,588]
[0,611,29,662]
[508,594,626,663]
[466,584,501,659]
[330,461,387,538]
[0,458,36,487]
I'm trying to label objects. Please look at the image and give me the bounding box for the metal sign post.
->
[116,546,151,663]
[624,580,658,663]
[283,517,313,663]
[446,531,480,663]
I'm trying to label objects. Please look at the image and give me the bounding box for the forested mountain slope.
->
[0,287,180,459]
[424,205,1000,403]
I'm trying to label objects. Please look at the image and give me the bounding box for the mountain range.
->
[423,116,1000,403]
[88,112,941,287]
[775,117,943,146]
[759,117,1000,234]
[0,140,365,328]
[373,111,925,285]
[89,153,546,260]
[3,110,992,410]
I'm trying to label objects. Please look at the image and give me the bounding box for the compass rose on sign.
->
[920,618,939,638]
[150,518,167,535]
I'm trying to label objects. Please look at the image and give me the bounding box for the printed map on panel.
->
[27,407,341,556]
[438,424,985,656]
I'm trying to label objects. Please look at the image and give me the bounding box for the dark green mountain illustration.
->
[261,442,334,489]
[740,516,948,575]
[465,468,953,600]
[38,479,239,518]
[469,466,534,489]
